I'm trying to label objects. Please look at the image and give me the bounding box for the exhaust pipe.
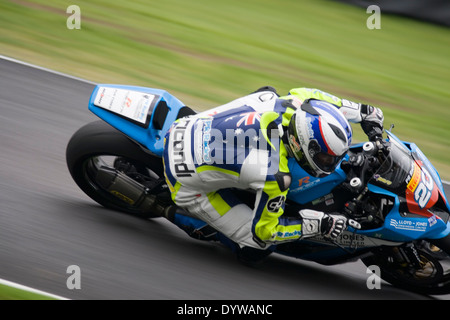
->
[95,166,157,212]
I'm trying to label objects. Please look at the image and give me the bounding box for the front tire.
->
[362,234,450,295]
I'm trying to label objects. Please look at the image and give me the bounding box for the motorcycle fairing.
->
[287,157,347,204]
[88,84,186,157]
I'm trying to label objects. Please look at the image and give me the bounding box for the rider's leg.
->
[170,186,273,265]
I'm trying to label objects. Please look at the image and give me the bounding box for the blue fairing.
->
[358,184,450,242]
[88,84,185,157]
[287,156,347,204]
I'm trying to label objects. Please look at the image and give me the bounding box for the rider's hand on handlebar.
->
[360,104,384,141]
[322,214,362,240]
[321,214,348,240]
[299,211,361,240]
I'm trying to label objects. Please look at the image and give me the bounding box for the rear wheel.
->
[66,121,169,217]
[362,235,450,295]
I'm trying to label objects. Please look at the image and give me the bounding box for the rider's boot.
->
[145,193,177,220]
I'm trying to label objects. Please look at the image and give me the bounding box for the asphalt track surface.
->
[1,57,450,301]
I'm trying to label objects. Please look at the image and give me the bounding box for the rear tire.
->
[66,121,165,217]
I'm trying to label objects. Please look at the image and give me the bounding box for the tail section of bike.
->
[67,85,195,217]
[88,84,194,157]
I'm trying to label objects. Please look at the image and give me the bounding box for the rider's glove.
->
[299,210,348,240]
[360,104,384,142]
[321,214,347,240]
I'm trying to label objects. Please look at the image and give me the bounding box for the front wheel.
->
[66,121,169,217]
[362,235,450,295]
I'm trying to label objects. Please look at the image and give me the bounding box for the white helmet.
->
[286,99,352,177]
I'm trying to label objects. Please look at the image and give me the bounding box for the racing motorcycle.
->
[66,84,450,295]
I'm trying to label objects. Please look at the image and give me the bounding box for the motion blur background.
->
[1,0,449,178]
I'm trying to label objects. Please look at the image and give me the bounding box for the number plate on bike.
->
[93,86,158,126]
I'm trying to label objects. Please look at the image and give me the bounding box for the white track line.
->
[0,54,96,85]
[0,278,69,300]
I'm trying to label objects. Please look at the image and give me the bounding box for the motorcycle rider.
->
[161,86,384,264]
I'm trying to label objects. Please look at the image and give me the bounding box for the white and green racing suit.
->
[163,87,383,250]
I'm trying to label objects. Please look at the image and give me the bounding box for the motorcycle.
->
[66,84,450,295]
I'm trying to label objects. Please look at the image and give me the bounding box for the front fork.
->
[391,243,422,269]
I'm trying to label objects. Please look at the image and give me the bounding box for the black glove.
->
[360,104,384,141]
[299,210,348,240]
[361,124,384,142]
[321,214,347,240]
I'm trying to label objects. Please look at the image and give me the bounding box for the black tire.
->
[66,121,165,216]
[362,234,450,295]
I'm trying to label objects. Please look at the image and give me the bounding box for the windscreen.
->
[369,135,414,191]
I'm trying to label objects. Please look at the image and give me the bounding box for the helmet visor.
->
[308,138,345,173]
[312,150,344,173]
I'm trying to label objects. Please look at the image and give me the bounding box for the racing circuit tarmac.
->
[1,56,449,300]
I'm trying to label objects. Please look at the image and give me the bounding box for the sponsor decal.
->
[311,193,334,206]
[306,117,315,139]
[373,174,392,186]
[202,119,212,163]
[406,163,421,193]
[276,229,301,238]
[309,232,367,247]
[290,177,321,193]
[428,215,438,227]
[109,190,135,204]
[389,218,427,232]
[289,134,301,153]
[172,120,195,177]
[267,195,285,212]
[94,86,155,125]
[298,176,310,186]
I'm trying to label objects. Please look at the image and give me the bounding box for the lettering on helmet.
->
[289,134,301,153]
[306,118,315,139]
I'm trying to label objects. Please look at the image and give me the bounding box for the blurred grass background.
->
[0,282,59,300]
[1,0,449,179]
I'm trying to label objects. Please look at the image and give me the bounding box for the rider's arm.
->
[250,142,304,247]
[282,88,384,141]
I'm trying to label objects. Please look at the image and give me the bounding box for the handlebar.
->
[340,139,392,225]
[343,139,391,191]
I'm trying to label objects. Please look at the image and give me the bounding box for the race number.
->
[407,164,434,209]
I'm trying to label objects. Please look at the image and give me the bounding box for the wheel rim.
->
[367,243,450,294]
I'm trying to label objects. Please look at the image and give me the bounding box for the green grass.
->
[0,283,60,300]
[1,0,450,179]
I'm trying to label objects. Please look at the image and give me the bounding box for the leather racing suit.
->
[162,87,384,250]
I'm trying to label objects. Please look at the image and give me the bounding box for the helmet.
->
[287,99,352,178]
